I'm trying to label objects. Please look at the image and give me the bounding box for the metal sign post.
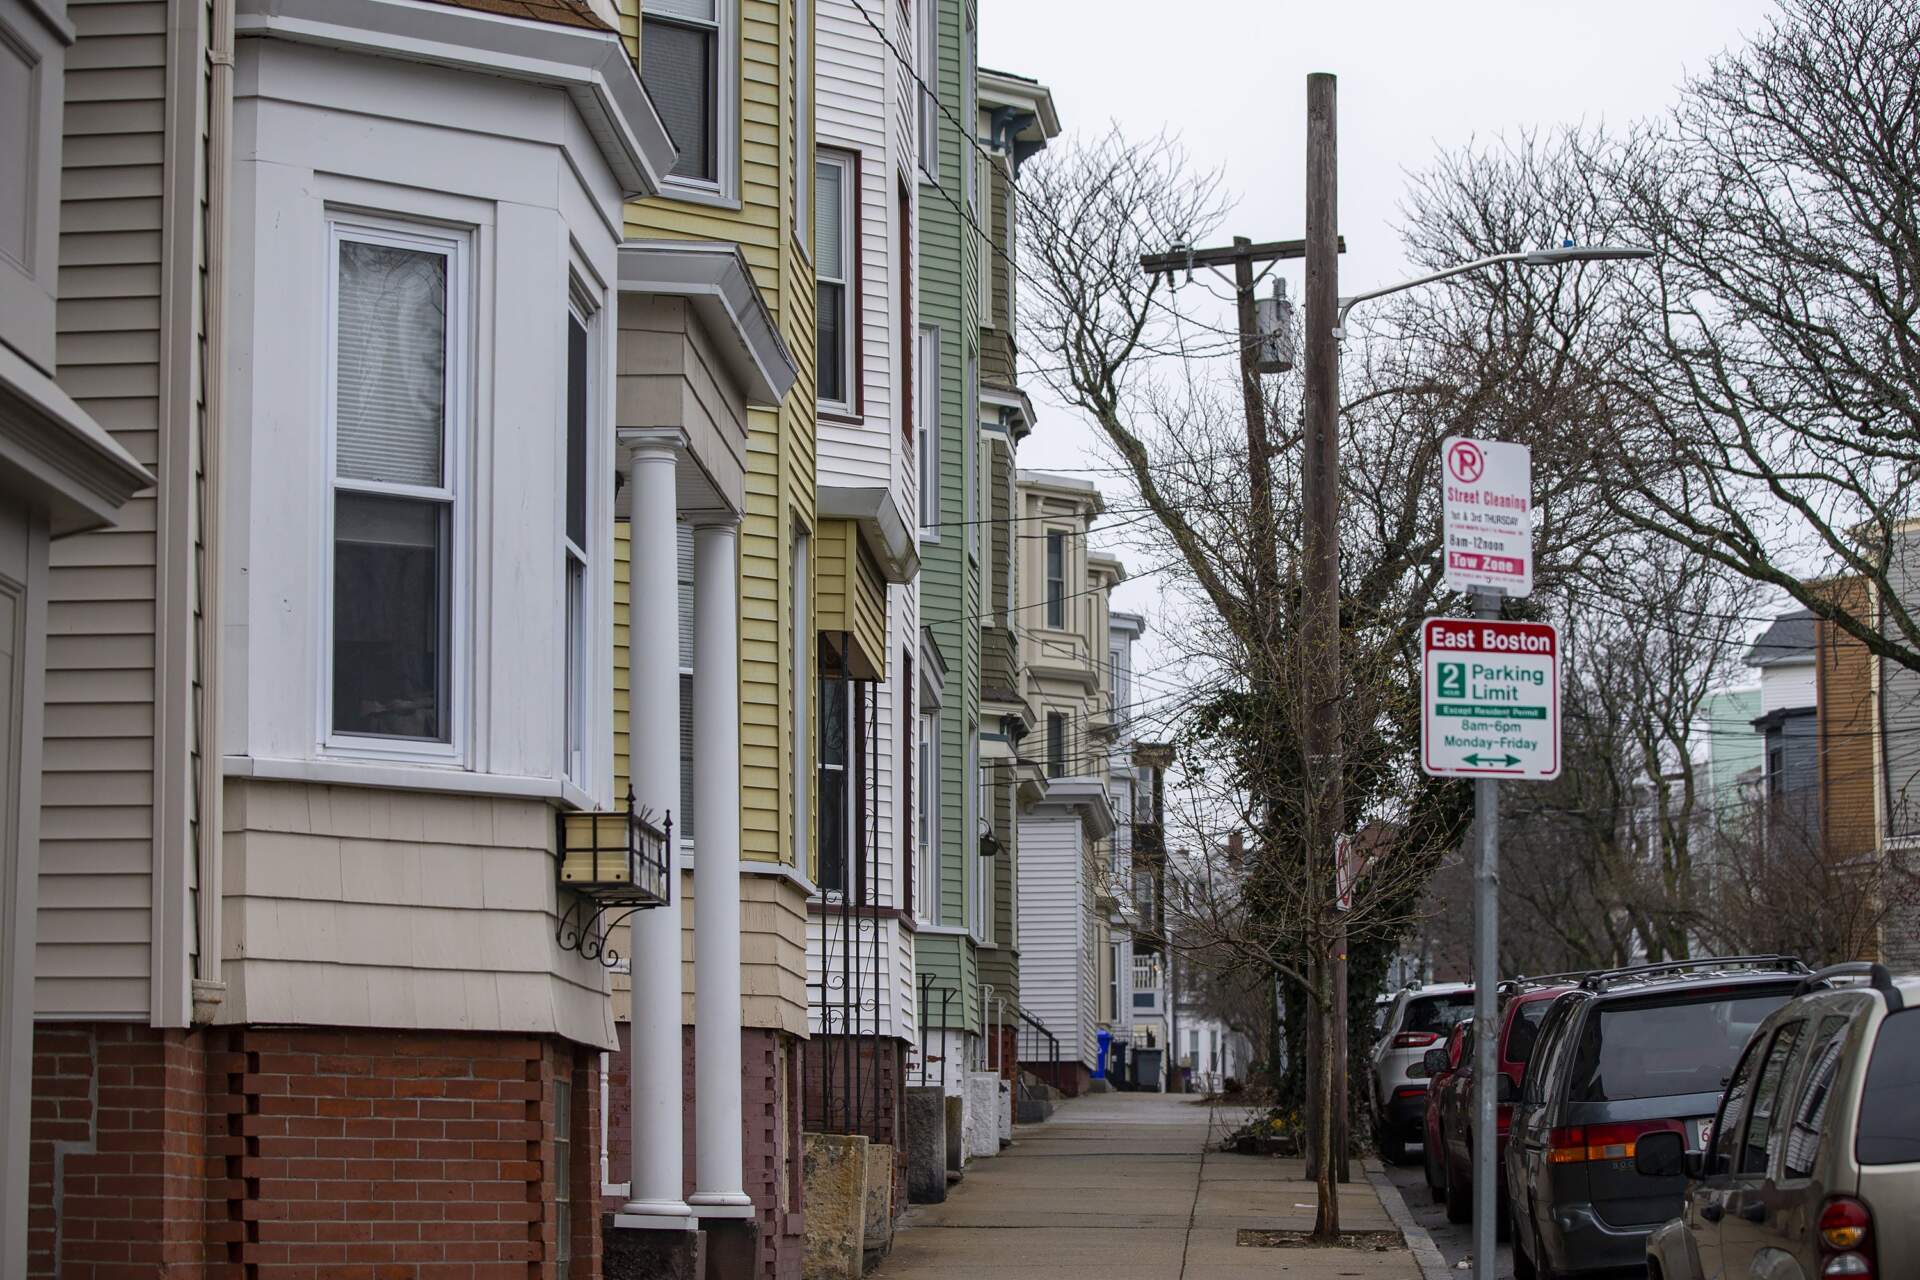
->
[1425,437,1554,1280]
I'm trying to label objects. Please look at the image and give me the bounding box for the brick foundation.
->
[29,1023,599,1279]
[798,1036,908,1215]
[602,1025,805,1280]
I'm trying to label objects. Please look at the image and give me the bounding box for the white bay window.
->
[327,221,465,754]
[563,300,592,785]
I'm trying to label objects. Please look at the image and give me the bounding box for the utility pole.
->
[1301,71,1347,1227]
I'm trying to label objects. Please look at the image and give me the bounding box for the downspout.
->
[191,0,234,1024]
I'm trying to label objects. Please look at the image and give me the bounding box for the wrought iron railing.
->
[552,786,670,966]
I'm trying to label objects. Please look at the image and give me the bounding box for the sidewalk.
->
[872,1091,1424,1279]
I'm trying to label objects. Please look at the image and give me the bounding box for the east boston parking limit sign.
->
[1420,618,1561,780]
[1441,436,1533,597]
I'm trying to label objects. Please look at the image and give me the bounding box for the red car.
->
[1420,1020,1470,1200]
[1429,982,1573,1224]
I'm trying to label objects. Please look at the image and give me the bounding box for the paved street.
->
[1381,1157,1513,1278]
[875,1092,1422,1279]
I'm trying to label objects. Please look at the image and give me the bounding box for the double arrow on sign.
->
[1464,753,1521,767]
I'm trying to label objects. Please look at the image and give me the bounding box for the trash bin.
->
[1095,1029,1112,1080]
[1134,1046,1163,1092]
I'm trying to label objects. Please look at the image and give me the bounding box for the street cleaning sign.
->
[1420,618,1561,780]
[1441,436,1533,597]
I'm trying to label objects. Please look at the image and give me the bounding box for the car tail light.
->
[1393,1031,1438,1049]
[1818,1197,1873,1278]
[1546,1120,1683,1164]
[1392,1085,1427,1100]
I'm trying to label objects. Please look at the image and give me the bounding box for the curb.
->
[1365,1159,1452,1280]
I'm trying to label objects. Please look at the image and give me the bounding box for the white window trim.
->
[964,354,978,563]
[795,0,813,257]
[815,149,857,415]
[1044,528,1067,630]
[792,528,810,871]
[917,706,939,924]
[916,0,938,182]
[320,215,471,766]
[562,280,601,789]
[970,724,987,943]
[648,0,742,208]
[917,324,941,540]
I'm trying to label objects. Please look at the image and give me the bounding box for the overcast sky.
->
[978,0,1781,697]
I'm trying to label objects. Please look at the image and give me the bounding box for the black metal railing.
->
[553,788,671,967]
[1011,1001,1061,1094]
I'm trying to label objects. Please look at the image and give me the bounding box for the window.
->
[643,0,734,195]
[1783,1014,1849,1179]
[968,723,984,939]
[915,0,938,179]
[1110,645,1126,715]
[815,151,856,411]
[818,678,863,903]
[555,1079,574,1280]
[1857,1007,1920,1165]
[563,304,592,784]
[962,6,976,214]
[899,180,914,444]
[1046,711,1065,779]
[917,325,940,537]
[918,706,939,921]
[678,527,696,837]
[795,0,812,243]
[328,222,464,750]
[965,354,978,559]
[1569,989,1790,1103]
[1708,1034,1768,1175]
[1738,1021,1805,1175]
[792,530,810,873]
[1045,531,1065,628]
[1108,943,1122,1021]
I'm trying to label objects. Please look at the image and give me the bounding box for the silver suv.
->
[1642,962,1920,1280]
[1371,981,1474,1163]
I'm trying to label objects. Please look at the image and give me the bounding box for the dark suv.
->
[1505,957,1808,1279]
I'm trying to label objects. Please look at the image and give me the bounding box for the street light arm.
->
[1333,251,1533,339]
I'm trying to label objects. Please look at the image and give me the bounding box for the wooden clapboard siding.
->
[616,0,814,1035]
[1015,813,1090,1066]
[37,0,174,1021]
[814,520,886,681]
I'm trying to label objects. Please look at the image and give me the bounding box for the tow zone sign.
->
[1420,618,1561,780]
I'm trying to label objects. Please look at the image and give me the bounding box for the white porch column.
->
[620,433,691,1224]
[688,514,752,1213]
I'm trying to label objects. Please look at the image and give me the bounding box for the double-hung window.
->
[819,678,861,902]
[1046,711,1065,779]
[815,151,856,412]
[915,0,938,179]
[964,354,978,559]
[792,529,810,872]
[562,297,594,785]
[917,707,939,921]
[795,0,812,243]
[917,325,940,537]
[1044,530,1065,628]
[644,0,734,197]
[328,221,465,752]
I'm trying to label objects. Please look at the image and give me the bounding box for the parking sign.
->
[1420,617,1561,780]
[1442,437,1533,597]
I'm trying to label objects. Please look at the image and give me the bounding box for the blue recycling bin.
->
[1095,1028,1112,1079]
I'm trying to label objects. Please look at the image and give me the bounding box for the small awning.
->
[817,518,888,682]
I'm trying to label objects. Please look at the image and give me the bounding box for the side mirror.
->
[1422,1048,1449,1078]
[1634,1130,1686,1179]
[1495,1074,1518,1104]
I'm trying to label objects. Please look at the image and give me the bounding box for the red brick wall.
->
[28,1024,213,1279]
[799,1036,907,1214]
[30,1024,597,1280]
[601,1026,804,1280]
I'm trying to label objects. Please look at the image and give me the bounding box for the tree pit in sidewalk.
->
[1236,1229,1405,1252]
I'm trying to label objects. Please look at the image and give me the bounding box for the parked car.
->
[1422,1019,1472,1200]
[1505,956,1809,1279]
[1434,979,1577,1225]
[1371,981,1474,1163]
[1641,962,1920,1280]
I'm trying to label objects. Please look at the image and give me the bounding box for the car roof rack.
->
[1498,969,1588,996]
[1577,955,1809,994]
[1795,962,1906,1012]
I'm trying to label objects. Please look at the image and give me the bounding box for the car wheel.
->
[1444,1144,1470,1224]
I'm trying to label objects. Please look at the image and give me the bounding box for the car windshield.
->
[1405,993,1475,1035]
[1569,988,1791,1103]
[1857,1008,1920,1165]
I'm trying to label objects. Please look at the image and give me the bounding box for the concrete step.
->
[1014,1097,1054,1125]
